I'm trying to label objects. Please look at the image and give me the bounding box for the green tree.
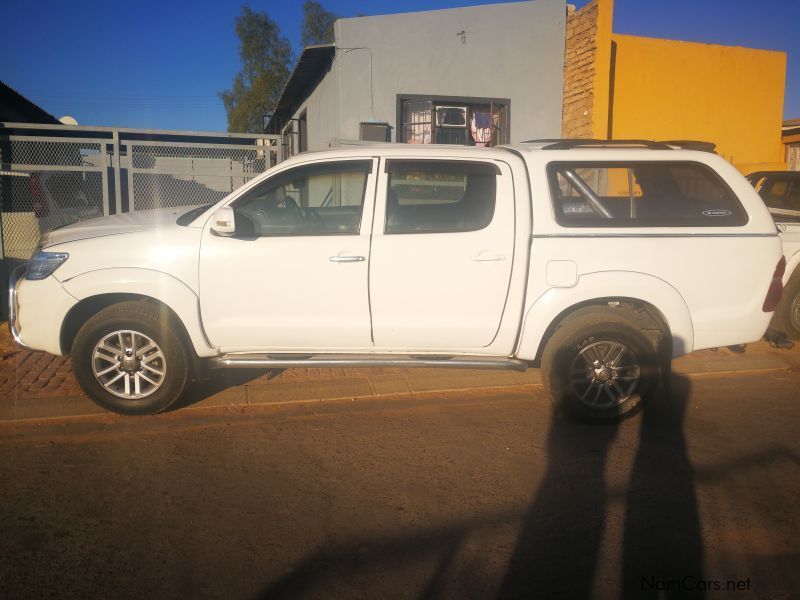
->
[301,0,337,47]
[220,6,293,133]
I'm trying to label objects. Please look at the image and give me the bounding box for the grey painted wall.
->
[292,56,341,152]
[292,0,566,151]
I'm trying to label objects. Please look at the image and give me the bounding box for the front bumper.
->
[8,265,78,355]
[7,264,29,349]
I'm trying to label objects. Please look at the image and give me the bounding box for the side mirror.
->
[210,206,236,236]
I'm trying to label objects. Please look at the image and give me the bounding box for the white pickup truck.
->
[9,141,785,420]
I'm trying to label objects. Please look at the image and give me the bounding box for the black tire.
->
[541,308,661,422]
[71,300,190,415]
[771,272,800,341]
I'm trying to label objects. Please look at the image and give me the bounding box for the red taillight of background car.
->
[762,256,786,312]
[29,174,49,218]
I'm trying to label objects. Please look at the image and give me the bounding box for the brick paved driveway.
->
[0,327,81,400]
[0,323,537,420]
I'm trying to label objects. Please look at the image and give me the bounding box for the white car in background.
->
[29,171,102,232]
[747,170,800,340]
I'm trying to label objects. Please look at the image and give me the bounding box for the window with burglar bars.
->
[398,95,509,147]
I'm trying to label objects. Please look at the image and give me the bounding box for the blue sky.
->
[1,0,797,131]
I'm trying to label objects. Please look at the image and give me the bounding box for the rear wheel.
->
[71,301,190,415]
[541,309,661,421]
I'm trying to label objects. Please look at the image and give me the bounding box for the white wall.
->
[293,0,566,150]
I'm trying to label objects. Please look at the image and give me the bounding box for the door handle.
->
[471,253,506,262]
[329,255,365,263]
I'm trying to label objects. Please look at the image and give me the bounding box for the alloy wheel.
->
[91,330,167,399]
[569,340,640,408]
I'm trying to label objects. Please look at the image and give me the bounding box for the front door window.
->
[232,161,371,236]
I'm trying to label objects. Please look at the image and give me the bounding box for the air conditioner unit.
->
[435,106,467,127]
[360,122,392,142]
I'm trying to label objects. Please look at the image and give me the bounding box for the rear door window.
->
[384,160,497,234]
[548,162,747,227]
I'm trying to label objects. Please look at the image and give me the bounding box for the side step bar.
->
[209,353,528,372]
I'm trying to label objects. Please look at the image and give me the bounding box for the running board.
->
[209,353,528,372]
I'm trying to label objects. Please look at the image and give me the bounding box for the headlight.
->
[26,251,69,280]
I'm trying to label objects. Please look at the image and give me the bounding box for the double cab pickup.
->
[9,140,785,420]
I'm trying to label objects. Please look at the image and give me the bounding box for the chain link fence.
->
[1,123,281,317]
[129,141,270,211]
[0,135,107,267]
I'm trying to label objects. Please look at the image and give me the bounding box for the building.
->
[272,0,788,173]
[564,0,787,174]
[784,119,800,171]
[269,0,567,153]
[0,80,60,124]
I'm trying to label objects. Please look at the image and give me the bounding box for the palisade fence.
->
[0,122,281,318]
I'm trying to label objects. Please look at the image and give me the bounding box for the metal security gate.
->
[1,122,280,316]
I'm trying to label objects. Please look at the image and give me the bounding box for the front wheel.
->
[71,301,190,415]
[541,309,661,422]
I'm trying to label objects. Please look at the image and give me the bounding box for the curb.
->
[1,341,798,423]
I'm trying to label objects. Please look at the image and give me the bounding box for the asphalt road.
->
[1,370,799,599]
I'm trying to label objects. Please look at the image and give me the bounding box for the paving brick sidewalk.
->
[0,324,538,420]
[2,322,798,421]
[0,336,80,400]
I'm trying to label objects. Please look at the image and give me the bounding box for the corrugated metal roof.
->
[784,118,800,141]
[0,80,60,124]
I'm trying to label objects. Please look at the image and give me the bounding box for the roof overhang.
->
[0,80,60,124]
[267,44,335,134]
[783,118,800,142]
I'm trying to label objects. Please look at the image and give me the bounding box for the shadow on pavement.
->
[499,374,704,599]
[255,373,706,598]
[169,368,285,411]
[497,403,624,598]
[621,374,704,598]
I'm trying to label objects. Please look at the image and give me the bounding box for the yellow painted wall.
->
[609,34,787,173]
[591,0,614,140]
